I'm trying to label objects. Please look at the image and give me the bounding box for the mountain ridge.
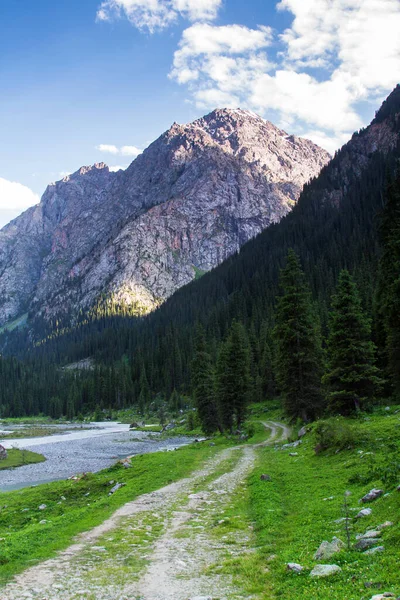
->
[0,108,330,327]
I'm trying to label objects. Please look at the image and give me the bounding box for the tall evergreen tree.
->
[191,325,219,434]
[138,364,150,415]
[376,172,400,396]
[274,249,324,421]
[216,321,251,432]
[324,270,382,414]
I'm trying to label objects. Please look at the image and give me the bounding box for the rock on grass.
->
[310,564,342,577]
[361,489,384,503]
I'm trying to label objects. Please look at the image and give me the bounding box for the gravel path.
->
[0,422,290,600]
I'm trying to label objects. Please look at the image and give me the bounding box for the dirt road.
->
[1,422,289,600]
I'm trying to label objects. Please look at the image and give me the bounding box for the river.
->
[0,422,193,492]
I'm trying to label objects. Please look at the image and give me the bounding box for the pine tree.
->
[376,172,400,396]
[191,326,219,434]
[324,270,382,414]
[274,249,325,421]
[216,321,251,432]
[138,364,150,415]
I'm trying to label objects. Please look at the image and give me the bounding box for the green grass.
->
[192,265,206,280]
[245,408,400,599]
[0,313,28,335]
[0,427,64,439]
[0,449,45,470]
[0,440,228,585]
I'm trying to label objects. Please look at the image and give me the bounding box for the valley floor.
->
[0,422,289,600]
[0,412,399,600]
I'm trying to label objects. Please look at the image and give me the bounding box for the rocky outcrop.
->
[0,109,331,326]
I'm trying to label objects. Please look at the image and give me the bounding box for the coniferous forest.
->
[1,86,400,429]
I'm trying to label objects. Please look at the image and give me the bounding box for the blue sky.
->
[0,0,399,227]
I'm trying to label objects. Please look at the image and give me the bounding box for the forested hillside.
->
[0,86,400,420]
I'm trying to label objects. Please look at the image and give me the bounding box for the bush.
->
[314,418,358,453]
[244,423,256,439]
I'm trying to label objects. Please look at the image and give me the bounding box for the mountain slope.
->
[1,87,399,418]
[50,86,400,395]
[0,109,329,327]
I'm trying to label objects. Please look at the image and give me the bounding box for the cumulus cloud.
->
[109,164,129,171]
[0,177,40,228]
[170,23,274,113]
[120,145,142,156]
[169,1,400,151]
[97,0,400,152]
[97,144,142,158]
[97,144,119,154]
[96,0,222,32]
[277,0,400,93]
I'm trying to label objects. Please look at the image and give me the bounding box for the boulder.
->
[298,426,307,438]
[355,537,382,550]
[289,452,298,457]
[287,562,304,573]
[314,537,344,560]
[361,489,384,503]
[108,483,125,495]
[369,594,395,600]
[356,530,381,540]
[283,440,301,449]
[0,445,7,460]
[260,474,272,481]
[129,422,139,429]
[310,564,342,577]
[377,521,393,530]
[364,546,385,555]
[356,508,372,518]
[38,504,47,510]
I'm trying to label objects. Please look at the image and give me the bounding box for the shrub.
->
[314,418,358,453]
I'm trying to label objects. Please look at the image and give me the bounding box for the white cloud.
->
[169,1,400,152]
[97,144,119,154]
[277,0,400,93]
[120,145,142,157]
[0,177,40,229]
[96,0,221,32]
[109,164,129,171]
[97,144,142,158]
[170,24,273,96]
[301,129,352,156]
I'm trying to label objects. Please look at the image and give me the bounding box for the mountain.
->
[1,87,399,419]
[45,86,399,397]
[0,109,329,327]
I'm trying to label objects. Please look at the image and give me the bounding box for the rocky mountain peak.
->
[167,108,330,186]
[77,162,110,177]
[0,109,332,327]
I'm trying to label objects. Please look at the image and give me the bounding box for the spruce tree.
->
[376,173,400,396]
[216,321,251,432]
[191,326,219,434]
[324,270,382,414]
[274,249,324,421]
[138,364,150,415]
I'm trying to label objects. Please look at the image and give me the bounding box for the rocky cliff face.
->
[0,109,330,326]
